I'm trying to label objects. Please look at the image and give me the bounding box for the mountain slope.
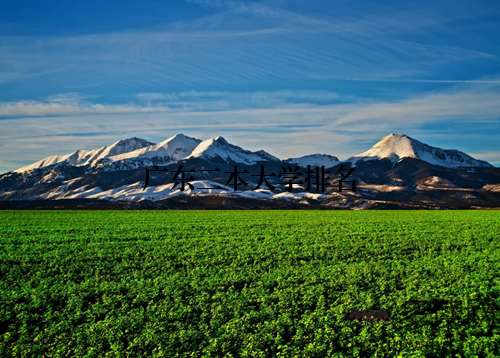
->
[14,137,155,173]
[285,154,340,168]
[2,132,499,209]
[346,133,492,168]
[108,134,201,162]
[185,136,280,165]
[98,134,202,171]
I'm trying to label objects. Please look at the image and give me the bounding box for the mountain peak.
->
[115,136,147,143]
[13,136,155,173]
[186,136,278,164]
[161,133,201,145]
[387,132,406,138]
[363,133,417,158]
[109,137,155,155]
[383,133,409,141]
[285,154,339,168]
[169,133,189,140]
[105,134,202,166]
[214,136,228,145]
[104,137,155,159]
[347,133,492,168]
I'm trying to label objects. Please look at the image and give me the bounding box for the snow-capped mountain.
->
[345,133,493,168]
[285,154,340,168]
[14,137,155,173]
[98,134,202,171]
[185,136,279,165]
[109,134,201,161]
[2,132,499,209]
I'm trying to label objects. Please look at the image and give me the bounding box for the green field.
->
[1,210,500,357]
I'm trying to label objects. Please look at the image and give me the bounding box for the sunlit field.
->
[1,210,499,357]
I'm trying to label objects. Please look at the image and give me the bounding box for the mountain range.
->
[1,133,499,210]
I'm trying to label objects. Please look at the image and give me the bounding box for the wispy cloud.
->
[1,81,500,173]
[1,0,497,93]
[1,0,500,173]
[467,151,500,166]
[0,68,65,84]
[331,78,500,83]
[331,82,500,127]
[187,0,333,27]
[0,101,172,117]
[0,90,343,117]
[135,90,341,106]
[2,82,500,124]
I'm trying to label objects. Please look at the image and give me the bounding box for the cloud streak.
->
[2,82,499,122]
[1,0,500,172]
[1,81,500,172]
[468,151,500,165]
[0,101,172,117]
[1,0,497,93]
[331,82,500,126]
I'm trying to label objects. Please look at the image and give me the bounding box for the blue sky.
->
[1,0,500,172]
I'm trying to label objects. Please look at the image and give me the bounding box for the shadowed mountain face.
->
[1,133,499,209]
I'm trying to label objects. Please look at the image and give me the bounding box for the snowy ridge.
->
[186,136,279,165]
[107,134,201,162]
[47,180,327,202]
[284,154,339,168]
[99,134,202,171]
[3,132,496,206]
[14,137,155,173]
[9,133,494,176]
[2,131,498,208]
[345,133,492,168]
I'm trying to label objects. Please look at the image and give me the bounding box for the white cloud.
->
[468,151,500,164]
[135,90,340,105]
[0,101,172,117]
[331,82,500,127]
[0,68,65,84]
[2,82,500,127]
[0,81,499,172]
[1,0,496,90]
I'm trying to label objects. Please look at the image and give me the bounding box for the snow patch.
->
[284,154,339,168]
